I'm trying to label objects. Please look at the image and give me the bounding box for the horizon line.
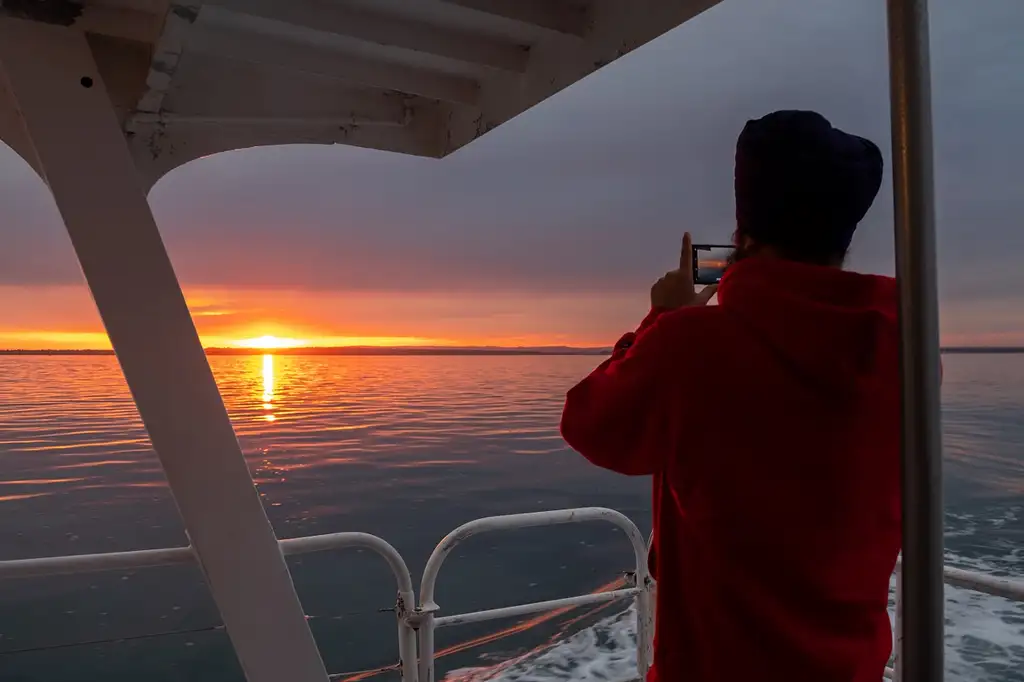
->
[0,344,614,356]
[2,345,1024,356]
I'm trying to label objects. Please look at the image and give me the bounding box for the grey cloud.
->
[1,0,1021,302]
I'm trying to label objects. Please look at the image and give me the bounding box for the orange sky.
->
[1,282,1021,350]
[0,284,645,350]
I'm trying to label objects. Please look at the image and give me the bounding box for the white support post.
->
[0,18,330,682]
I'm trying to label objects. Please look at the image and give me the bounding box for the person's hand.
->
[650,232,719,310]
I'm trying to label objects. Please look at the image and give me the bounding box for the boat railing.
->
[0,507,1021,682]
[886,559,1024,681]
[0,531,419,682]
[413,507,653,682]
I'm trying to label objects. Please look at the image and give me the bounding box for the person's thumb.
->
[694,284,719,306]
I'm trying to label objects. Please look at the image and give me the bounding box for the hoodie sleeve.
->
[560,309,678,476]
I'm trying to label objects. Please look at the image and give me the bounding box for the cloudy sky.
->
[1,0,1021,348]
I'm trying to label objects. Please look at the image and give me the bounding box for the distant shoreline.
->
[939,347,1024,354]
[0,346,614,357]
[1,346,1022,356]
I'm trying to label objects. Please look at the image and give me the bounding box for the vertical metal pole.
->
[0,19,329,682]
[417,613,437,682]
[885,2,944,681]
[894,571,904,682]
[644,532,656,674]
[635,578,653,679]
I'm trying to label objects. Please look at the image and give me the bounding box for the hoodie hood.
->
[717,257,897,396]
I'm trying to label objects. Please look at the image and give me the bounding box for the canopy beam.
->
[0,17,330,682]
[885,1,944,681]
[186,20,481,105]
[440,0,589,37]
[200,0,530,73]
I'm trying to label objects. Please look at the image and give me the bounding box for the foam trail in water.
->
[446,581,1023,682]
[446,606,639,682]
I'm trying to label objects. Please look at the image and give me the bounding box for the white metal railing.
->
[413,507,653,682]
[884,559,1024,681]
[0,509,1022,682]
[0,532,418,682]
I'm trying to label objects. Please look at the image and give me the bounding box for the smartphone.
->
[692,244,733,285]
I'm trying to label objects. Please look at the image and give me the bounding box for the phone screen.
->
[693,245,733,285]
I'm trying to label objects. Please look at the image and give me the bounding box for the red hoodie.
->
[561,257,902,682]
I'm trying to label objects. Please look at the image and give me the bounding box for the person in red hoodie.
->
[561,110,900,682]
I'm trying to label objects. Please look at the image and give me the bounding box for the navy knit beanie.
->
[734,110,884,258]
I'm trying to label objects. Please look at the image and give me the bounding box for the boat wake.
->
[445,605,638,682]
[445,547,1024,682]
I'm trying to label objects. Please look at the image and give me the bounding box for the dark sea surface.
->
[0,354,1020,681]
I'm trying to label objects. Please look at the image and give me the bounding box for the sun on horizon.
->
[221,331,458,350]
[232,335,308,350]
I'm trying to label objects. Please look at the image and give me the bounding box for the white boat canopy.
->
[0,2,945,682]
[1,0,721,188]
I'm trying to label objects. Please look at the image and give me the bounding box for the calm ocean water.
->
[0,353,1020,682]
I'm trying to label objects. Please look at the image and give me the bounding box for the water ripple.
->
[0,354,1020,681]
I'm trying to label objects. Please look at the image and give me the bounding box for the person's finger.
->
[680,232,692,272]
[695,284,719,305]
[681,234,697,296]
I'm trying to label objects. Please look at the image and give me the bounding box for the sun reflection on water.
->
[262,354,276,422]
